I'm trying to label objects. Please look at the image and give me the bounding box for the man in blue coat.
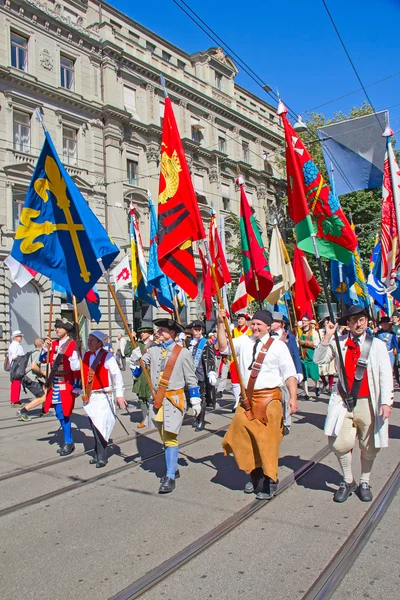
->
[270,312,303,435]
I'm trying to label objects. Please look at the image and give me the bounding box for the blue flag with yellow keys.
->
[11,131,119,301]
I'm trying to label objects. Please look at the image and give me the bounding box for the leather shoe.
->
[333,480,357,502]
[96,460,108,468]
[256,476,279,500]
[159,477,176,493]
[244,467,263,494]
[137,422,146,429]
[283,426,290,436]
[216,391,223,399]
[160,470,180,485]
[89,458,97,464]
[195,422,205,432]
[192,418,199,428]
[358,482,373,502]
[59,443,75,456]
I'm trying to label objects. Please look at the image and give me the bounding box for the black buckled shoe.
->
[195,421,205,432]
[158,477,176,493]
[59,443,75,456]
[256,476,279,500]
[333,480,357,503]
[244,467,263,494]
[358,482,373,502]
[160,470,180,485]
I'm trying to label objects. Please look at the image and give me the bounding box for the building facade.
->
[0,0,285,354]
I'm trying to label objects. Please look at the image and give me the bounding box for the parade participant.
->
[375,316,399,370]
[29,318,80,455]
[314,306,393,503]
[270,312,303,435]
[318,317,337,392]
[130,318,201,493]
[230,313,252,411]
[82,331,127,468]
[188,320,217,431]
[103,335,113,353]
[391,312,400,384]
[8,330,25,406]
[129,325,156,429]
[217,309,298,500]
[116,332,128,371]
[299,315,320,400]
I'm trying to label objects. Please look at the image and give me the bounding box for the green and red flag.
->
[157,96,206,299]
[238,178,273,301]
[277,101,357,265]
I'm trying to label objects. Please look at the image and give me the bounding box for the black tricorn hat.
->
[338,306,368,326]
[189,320,206,330]
[153,318,184,334]
[55,318,74,333]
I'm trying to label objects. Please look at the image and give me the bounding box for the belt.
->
[91,388,113,394]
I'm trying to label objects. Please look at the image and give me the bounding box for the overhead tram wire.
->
[172,0,358,193]
[321,0,384,132]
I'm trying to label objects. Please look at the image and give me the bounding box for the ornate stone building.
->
[0,0,285,353]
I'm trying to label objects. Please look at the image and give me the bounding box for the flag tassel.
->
[310,234,353,411]
[97,258,156,399]
[203,241,254,419]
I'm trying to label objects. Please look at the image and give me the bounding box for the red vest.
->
[344,335,370,398]
[82,351,109,390]
[43,338,78,417]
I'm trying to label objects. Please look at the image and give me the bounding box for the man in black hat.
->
[217,309,298,500]
[314,306,393,503]
[375,316,399,370]
[130,318,201,493]
[18,318,81,455]
[188,320,217,431]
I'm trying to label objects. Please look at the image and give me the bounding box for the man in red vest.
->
[82,331,127,468]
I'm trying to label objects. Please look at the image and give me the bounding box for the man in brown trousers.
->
[217,309,298,499]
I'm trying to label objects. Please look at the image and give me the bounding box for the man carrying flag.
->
[157,92,206,299]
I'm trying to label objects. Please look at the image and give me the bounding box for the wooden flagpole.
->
[72,295,87,403]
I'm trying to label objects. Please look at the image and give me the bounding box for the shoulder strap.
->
[193,337,207,369]
[45,339,73,389]
[153,345,183,410]
[246,338,274,403]
[85,348,107,402]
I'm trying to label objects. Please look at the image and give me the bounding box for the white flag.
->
[267,226,295,305]
[111,255,131,292]
[4,255,35,288]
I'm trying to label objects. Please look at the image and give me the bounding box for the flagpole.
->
[202,240,254,419]
[45,288,54,380]
[310,234,353,412]
[284,295,293,331]
[72,295,87,402]
[97,258,156,398]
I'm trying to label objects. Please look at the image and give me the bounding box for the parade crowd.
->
[6,306,395,502]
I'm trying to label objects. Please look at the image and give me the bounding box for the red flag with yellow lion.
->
[157,97,205,299]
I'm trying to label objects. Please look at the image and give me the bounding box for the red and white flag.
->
[209,212,231,289]
[111,255,132,292]
[4,255,36,288]
[293,246,321,319]
[231,273,253,314]
[381,135,400,289]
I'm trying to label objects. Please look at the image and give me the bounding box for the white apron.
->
[84,392,116,442]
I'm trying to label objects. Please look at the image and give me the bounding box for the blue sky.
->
[109,0,400,129]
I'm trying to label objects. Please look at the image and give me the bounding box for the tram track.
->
[0,421,231,519]
[0,404,232,483]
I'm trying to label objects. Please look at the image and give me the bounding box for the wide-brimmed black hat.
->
[190,320,206,330]
[153,318,184,334]
[338,306,368,326]
[137,325,154,334]
[55,318,74,333]
[380,316,391,323]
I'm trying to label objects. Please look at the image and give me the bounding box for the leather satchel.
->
[153,345,183,410]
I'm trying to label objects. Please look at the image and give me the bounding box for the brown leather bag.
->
[246,338,281,424]
[153,345,183,410]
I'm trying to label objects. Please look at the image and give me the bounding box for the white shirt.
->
[8,340,24,361]
[119,337,127,357]
[89,349,124,397]
[223,333,297,389]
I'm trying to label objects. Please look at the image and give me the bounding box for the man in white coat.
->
[82,331,127,468]
[314,306,393,503]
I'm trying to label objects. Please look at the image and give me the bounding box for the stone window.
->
[12,187,26,231]
[11,32,28,71]
[218,136,226,153]
[63,127,77,165]
[221,183,230,210]
[194,174,204,192]
[123,86,136,114]
[13,111,30,153]
[242,141,249,163]
[191,125,203,143]
[215,72,222,91]
[127,159,138,185]
[177,60,186,70]
[146,41,156,54]
[162,51,171,63]
[60,55,74,90]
